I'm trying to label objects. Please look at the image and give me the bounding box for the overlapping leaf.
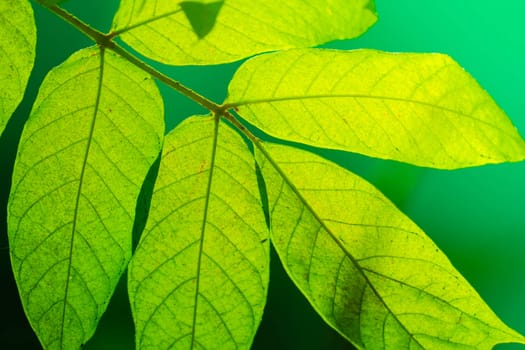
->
[8,46,164,349]
[255,143,525,349]
[129,116,269,350]
[0,0,36,136]
[227,49,525,169]
[111,0,377,65]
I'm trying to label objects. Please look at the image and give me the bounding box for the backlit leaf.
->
[8,46,164,349]
[111,0,377,65]
[255,143,525,349]
[227,49,525,169]
[129,116,269,349]
[0,0,36,136]
[180,1,224,39]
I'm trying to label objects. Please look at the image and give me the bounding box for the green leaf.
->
[8,46,164,349]
[0,0,36,136]
[226,49,525,169]
[111,0,377,65]
[255,143,525,350]
[129,116,269,349]
[180,1,224,39]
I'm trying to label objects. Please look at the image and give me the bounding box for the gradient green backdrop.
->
[1,1,523,349]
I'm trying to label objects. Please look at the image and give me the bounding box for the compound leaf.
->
[8,46,164,349]
[227,49,525,169]
[111,0,377,65]
[255,143,525,349]
[129,116,269,350]
[0,0,36,136]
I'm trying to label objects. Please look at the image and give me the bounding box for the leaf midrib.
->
[190,116,220,349]
[362,267,523,341]
[226,94,514,138]
[258,143,425,348]
[59,48,105,349]
[266,148,525,346]
[112,8,183,38]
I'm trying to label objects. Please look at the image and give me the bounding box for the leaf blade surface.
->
[0,0,36,136]
[256,143,525,349]
[227,49,525,169]
[111,0,377,65]
[129,116,269,350]
[8,46,164,349]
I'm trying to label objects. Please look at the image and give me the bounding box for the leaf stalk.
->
[36,1,221,114]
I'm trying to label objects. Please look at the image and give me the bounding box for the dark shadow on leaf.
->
[180,1,224,39]
[255,161,270,230]
[132,152,161,253]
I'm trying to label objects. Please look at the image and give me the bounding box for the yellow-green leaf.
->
[255,143,525,350]
[129,116,269,349]
[8,46,164,349]
[111,0,377,65]
[0,0,36,136]
[227,49,525,169]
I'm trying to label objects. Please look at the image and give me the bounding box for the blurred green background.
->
[1,0,523,349]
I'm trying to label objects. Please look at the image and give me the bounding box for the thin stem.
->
[37,2,263,157]
[36,2,221,113]
[36,1,110,46]
[220,112,282,184]
[221,111,261,144]
[109,44,221,113]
